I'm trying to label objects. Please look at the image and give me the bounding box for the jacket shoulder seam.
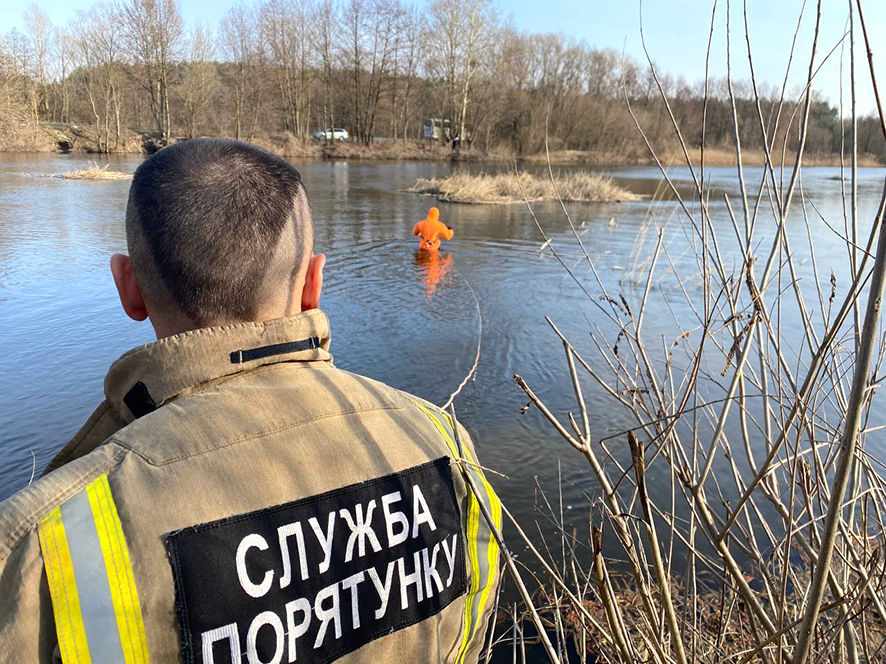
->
[42,401,116,475]
[0,446,128,564]
[112,402,407,466]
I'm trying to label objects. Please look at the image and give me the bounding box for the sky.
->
[2,0,885,116]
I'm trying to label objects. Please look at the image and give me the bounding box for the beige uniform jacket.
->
[0,310,501,664]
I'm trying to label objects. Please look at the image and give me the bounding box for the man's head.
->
[111,138,324,338]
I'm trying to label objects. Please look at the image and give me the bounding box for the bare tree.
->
[0,0,882,164]
[179,23,216,139]
[390,3,422,141]
[0,29,33,135]
[118,0,182,144]
[220,2,263,140]
[22,4,51,124]
[261,0,312,138]
[345,0,402,144]
[426,0,494,149]
[310,0,340,142]
[391,7,424,141]
[70,4,125,151]
[52,26,74,123]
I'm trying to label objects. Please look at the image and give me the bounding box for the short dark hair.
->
[126,138,312,325]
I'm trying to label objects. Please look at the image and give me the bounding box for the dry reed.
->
[50,163,131,180]
[408,171,639,204]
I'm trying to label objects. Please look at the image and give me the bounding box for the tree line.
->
[1,0,884,161]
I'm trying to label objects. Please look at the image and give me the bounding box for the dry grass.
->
[51,163,131,180]
[321,139,453,160]
[408,171,639,204]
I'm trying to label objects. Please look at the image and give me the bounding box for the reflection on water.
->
[1,154,886,572]
[413,251,453,297]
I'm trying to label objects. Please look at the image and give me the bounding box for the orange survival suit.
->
[413,206,453,251]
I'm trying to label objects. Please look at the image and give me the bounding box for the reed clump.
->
[408,171,639,204]
[51,163,131,180]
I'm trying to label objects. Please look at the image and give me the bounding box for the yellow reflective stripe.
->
[38,475,149,664]
[438,411,504,638]
[414,403,502,662]
[38,506,92,664]
[444,410,502,663]
[415,404,481,657]
[440,412,502,528]
[473,483,502,644]
[456,412,502,629]
[86,475,150,664]
[429,410,484,663]
[432,409,503,538]
[416,403,460,457]
[456,488,482,663]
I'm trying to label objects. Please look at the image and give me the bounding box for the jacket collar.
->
[105,309,332,423]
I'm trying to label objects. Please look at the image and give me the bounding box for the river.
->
[2,153,885,571]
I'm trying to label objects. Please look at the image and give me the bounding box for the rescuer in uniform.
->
[413,206,453,251]
[0,139,501,664]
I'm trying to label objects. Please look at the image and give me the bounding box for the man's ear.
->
[110,254,149,321]
[301,253,325,311]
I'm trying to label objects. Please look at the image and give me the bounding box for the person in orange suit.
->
[413,206,453,251]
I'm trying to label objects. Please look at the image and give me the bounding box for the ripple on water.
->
[323,241,483,406]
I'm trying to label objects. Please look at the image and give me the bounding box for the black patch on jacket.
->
[229,336,320,364]
[164,457,466,664]
[123,381,156,418]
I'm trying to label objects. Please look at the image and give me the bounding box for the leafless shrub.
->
[499,2,886,662]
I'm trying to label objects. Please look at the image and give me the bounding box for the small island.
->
[407,171,639,204]
[47,164,132,181]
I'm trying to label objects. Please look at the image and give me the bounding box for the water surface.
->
[1,154,884,562]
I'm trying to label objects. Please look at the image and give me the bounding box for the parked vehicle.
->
[312,127,349,141]
[422,118,450,141]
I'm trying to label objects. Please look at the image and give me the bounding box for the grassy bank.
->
[0,121,147,154]
[407,171,640,204]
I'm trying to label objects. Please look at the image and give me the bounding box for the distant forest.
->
[1,0,885,161]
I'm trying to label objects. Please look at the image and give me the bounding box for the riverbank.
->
[3,122,883,168]
[522,146,885,167]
